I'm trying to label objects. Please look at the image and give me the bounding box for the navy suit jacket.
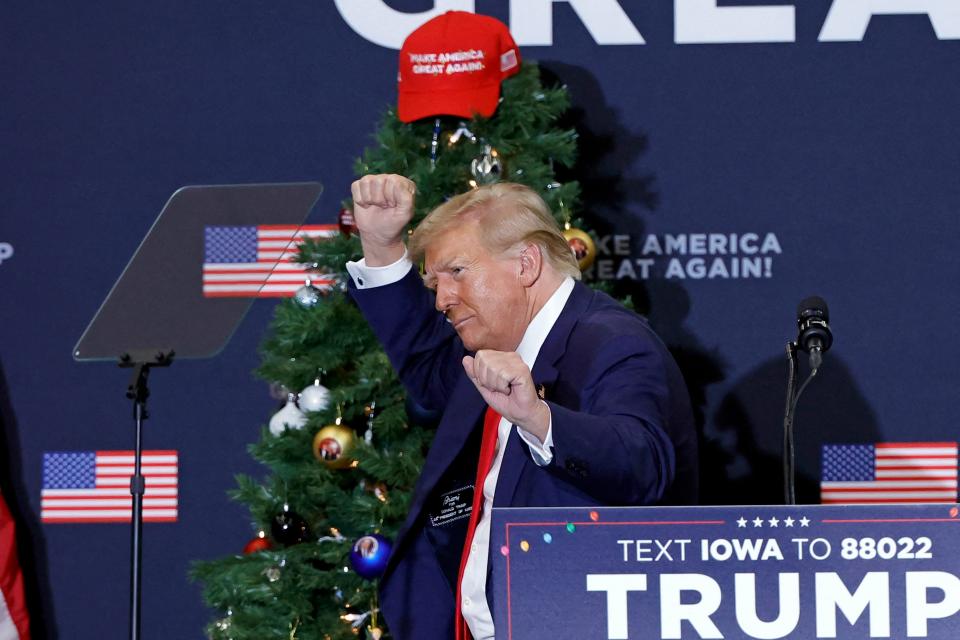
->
[350,268,697,640]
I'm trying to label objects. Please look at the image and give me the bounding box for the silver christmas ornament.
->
[299,377,331,413]
[268,393,307,435]
[470,144,502,184]
[293,278,321,308]
[262,566,281,582]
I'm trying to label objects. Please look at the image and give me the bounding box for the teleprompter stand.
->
[119,349,173,640]
[73,182,323,640]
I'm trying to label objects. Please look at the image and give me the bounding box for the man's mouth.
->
[452,317,473,330]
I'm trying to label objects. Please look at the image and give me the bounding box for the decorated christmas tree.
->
[192,45,597,640]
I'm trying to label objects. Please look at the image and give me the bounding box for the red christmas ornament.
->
[243,533,273,554]
[339,207,358,236]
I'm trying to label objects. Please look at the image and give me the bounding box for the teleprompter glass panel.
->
[74,182,323,361]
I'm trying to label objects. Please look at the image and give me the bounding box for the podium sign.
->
[491,504,960,639]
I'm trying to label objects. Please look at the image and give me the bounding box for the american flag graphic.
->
[41,451,179,523]
[202,224,338,297]
[821,442,958,504]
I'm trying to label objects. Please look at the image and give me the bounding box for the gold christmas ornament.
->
[312,420,356,469]
[563,225,596,271]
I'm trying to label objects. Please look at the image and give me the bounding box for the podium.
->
[491,504,960,639]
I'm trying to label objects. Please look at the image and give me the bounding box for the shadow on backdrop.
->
[540,61,726,503]
[0,358,56,639]
[709,354,881,505]
[540,61,659,216]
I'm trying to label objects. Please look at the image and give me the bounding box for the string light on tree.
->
[448,122,477,146]
[363,401,376,444]
[430,118,442,168]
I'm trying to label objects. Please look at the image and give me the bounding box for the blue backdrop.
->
[2,1,958,637]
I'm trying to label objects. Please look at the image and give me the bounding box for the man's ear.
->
[518,243,543,287]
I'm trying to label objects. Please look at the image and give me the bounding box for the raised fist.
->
[351,174,416,265]
[462,351,550,441]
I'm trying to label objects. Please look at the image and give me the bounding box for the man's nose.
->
[435,280,457,314]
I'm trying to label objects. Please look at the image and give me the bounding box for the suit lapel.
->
[413,377,487,509]
[493,281,594,507]
[385,375,486,577]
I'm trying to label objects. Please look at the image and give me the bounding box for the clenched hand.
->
[351,174,416,266]
[462,350,550,441]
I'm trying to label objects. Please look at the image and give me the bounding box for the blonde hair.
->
[409,183,581,280]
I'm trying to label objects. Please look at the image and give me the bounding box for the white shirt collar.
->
[514,277,576,369]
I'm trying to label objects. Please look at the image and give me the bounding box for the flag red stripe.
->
[257,224,336,231]
[876,455,957,460]
[821,486,957,493]
[40,503,178,510]
[822,498,956,504]
[203,291,296,298]
[876,474,957,480]
[875,442,956,449]
[95,472,177,476]
[39,517,178,523]
[200,280,330,286]
[95,450,177,456]
[201,265,308,271]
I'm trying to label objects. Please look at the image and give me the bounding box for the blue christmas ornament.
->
[349,533,392,580]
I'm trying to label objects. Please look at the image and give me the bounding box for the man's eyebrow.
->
[421,254,470,289]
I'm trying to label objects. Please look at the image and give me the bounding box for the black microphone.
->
[796,296,832,370]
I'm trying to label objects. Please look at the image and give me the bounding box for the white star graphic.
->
[784,517,795,527]
[753,517,764,527]
[800,517,810,527]
[737,517,748,528]
[768,517,779,527]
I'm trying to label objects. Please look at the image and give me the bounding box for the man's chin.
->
[455,327,484,352]
[458,334,481,352]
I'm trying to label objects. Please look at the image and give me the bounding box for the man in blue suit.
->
[346,174,697,640]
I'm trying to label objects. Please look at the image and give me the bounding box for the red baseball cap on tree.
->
[397,11,521,123]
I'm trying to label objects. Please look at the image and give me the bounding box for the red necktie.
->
[454,406,502,640]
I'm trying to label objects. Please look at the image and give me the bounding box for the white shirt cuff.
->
[345,249,413,289]
[517,402,554,466]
